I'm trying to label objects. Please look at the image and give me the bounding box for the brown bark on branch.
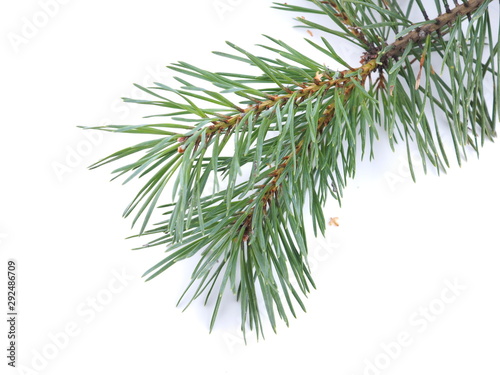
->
[384,0,491,60]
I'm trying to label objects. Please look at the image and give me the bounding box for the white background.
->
[1,1,499,374]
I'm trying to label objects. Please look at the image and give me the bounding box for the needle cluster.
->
[85,0,499,339]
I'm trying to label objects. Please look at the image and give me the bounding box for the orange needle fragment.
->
[329,217,340,226]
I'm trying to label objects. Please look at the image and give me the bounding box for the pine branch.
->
[384,0,491,60]
[84,0,499,339]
